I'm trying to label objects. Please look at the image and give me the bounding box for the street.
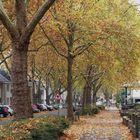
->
[0,109,67,125]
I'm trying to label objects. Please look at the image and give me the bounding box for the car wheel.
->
[7,112,10,117]
[9,112,12,116]
[3,114,7,117]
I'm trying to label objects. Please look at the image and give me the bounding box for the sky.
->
[133,0,140,3]
[130,0,140,10]
[131,0,140,5]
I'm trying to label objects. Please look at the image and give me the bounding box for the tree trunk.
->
[82,76,92,108]
[32,80,36,104]
[104,89,110,106]
[37,78,41,103]
[82,85,86,109]
[83,83,92,107]
[31,55,35,104]
[85,84,91,105]
[92,81,102,105]
[93,92,97,105]
[67,56,74,121]
[0,0,56,120]
[45,77,50,105]
[11,42,33,120]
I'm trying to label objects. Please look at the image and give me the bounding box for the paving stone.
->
[80,107,133,140]
[64,106,134,140]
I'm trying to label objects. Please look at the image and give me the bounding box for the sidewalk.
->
[63,107,134,140]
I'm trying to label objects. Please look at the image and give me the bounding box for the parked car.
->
[63,104,67,109]
[73,103,81,112]
[2,105,14,116]
[36,104,47,111]
[32,104,40,113]
[96,101,103,106]
[121,104,134,110]
[53,104,59,110]
[59,104,63,109]
[53,104,63,110]
[73,105,79,112]
[0,106,9,117]
[45,104,54,111]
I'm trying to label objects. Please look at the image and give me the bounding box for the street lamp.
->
[124,86,128,105]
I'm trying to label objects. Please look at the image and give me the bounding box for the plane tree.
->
[0,0,56,119]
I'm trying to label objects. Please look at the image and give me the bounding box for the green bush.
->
[126,111,133,119]
[134,104,140,111]
[0,116,69,140]
[97,105,105,110]
[91,105,100,114]
[82,104,100,115]
[82,105,93,115]
[25,117,69,140]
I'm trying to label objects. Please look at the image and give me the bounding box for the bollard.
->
[74,110,80,121]
[128,120,132,129]
[134,114,140,138]
[132,113,136,125]
[131,113,137,136]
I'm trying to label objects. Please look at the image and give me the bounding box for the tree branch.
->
[0,37,11,73]
[39,24,67,58]
[0,0,19,40]
[28,42,49,52]
[57,26,69,46]
[21,0,56,43]
[49,9,69,46]
[73,43,93,58]
[0,54,12,65]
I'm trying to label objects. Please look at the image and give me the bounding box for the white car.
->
[96,101,103,106]
[38,104,47,111]
[45,104,54,111]
[59,104,63,109]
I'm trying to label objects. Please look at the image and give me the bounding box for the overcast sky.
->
[133,0,140,4]
[130,0,140,4]
[130,0,140,10]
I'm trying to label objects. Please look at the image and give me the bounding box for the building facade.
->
[0,73,11,105]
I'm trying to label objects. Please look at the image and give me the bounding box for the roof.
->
[0,70,10,80]
[123,82,140,88]
[0,74,10,83]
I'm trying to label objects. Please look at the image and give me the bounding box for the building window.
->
[7,85,10,92]
[6,98,9,105]
[0,98,2,104]
[10,97,12,105]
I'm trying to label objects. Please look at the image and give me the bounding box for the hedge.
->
[82,104,102,115]
[0,116,69,140]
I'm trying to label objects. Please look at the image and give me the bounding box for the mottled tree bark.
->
[86,84,92,105]
[82,66,93,108]
[92,81,102,105]
[82,80,92,108]
[0,0,56,119]
[67,56,74,121]
[93,92,97,105]
[11,42,33,119]
[45,77,50,105]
